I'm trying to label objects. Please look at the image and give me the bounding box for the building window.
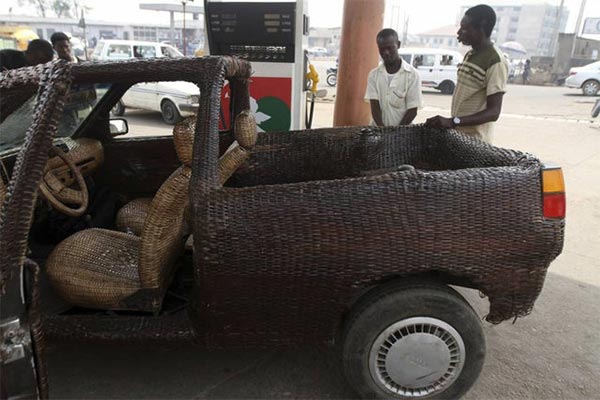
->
[133,26,158,42]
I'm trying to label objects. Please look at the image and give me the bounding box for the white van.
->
[91,39,183,61]
[398,48,463,95]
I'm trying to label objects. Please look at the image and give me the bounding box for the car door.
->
[127,45,160,111]
[413,53,437,87]
[0,69,66,399]
[0,257,44,399]
[438,53,459,85]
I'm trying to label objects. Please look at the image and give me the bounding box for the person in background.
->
[365,28,423,126]
[0,39,54,71]
[425,4,509,144]
[522,59,531,85]
[50,32,79,63]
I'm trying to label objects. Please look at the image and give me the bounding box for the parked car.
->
[0,57,565,400]
[112,80,200,125]
[566,60,600,96]
[92,39,197,124]
[307,46,328,57]
[399,48,463,95]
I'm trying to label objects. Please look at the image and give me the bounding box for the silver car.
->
[565,60,600,96]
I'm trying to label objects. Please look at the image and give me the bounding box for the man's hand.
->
[425,115,454,129]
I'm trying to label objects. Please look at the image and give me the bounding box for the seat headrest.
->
[173,117,195,166]
[234,111,257,150]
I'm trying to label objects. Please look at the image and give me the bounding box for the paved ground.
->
[47,84,600,399]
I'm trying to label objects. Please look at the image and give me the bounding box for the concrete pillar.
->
[170,11,175,45]
[333,0,385,126]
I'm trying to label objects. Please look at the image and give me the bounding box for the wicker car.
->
[0,57,565,400]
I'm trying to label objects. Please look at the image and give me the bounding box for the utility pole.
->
[570,0,587,59]
[403,15,409,45]
[182,0,188,55]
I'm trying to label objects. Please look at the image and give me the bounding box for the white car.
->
[399,48,463,95]
[112,81,200,125]
[566,61,600,96]
[94,40,199,124]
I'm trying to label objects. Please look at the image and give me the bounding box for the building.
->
[415,25,461,52]
[0,14,203,53]
[552,33,600,76]
[308,27,341,55]
[458,2,569,57]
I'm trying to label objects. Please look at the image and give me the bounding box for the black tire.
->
[342,281,485,400]
[327,73,337,87]
[582,80,600,96]
[439,81,455,95]
[111,100,125,116]
[160,99,182,125]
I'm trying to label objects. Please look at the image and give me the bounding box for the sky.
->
[2,0,600,37]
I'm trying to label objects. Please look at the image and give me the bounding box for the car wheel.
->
[439,81,455,95]
[160,100,182,125]
[327,73,337,87]
[582,80,600,96]
[111,100,125,117]
[342,281,485,399]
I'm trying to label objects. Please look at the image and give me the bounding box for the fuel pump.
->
[205,0,311,132]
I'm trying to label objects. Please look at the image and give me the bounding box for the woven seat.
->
[45,229,141,309]
[45,118,196,312]
[45,111,257,311]
[115,117,196,236]
[115,197,152,236]
[115,111,257,235]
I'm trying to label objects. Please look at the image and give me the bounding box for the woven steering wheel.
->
[39,146,89,217]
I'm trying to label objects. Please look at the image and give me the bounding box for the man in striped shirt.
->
[426,4,509,144]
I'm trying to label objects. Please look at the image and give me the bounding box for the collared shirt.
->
[365,61,423,126]
[451,45,509,143]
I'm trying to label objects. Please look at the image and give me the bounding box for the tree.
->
[18,0,91,19]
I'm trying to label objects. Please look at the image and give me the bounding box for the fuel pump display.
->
[205,0,309,132]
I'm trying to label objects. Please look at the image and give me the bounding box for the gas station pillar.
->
[333,0,385,126]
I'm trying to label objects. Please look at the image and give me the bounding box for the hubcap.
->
[584,82,598,95]
[369,317,466,398]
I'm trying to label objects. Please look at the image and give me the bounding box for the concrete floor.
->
[47,84,600,399]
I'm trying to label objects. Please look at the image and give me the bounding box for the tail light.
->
[542,166,566,219]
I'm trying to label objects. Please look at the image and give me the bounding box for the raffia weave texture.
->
[115,198,152,236]
[45,229,141,309]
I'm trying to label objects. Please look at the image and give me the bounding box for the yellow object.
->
[306,63,319,94]
[542,168,565,194]
[0,26,39,50]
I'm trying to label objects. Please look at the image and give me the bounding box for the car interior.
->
[0,73,257,317]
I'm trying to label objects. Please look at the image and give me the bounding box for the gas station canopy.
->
[139,3,204,14]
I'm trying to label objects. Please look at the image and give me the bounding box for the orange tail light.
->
[542,166,565,219]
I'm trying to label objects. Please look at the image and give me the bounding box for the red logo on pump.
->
[221,77,292,132]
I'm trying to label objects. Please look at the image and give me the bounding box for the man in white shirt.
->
[365,29,423,126]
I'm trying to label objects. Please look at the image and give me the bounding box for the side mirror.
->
[109,118,129,137]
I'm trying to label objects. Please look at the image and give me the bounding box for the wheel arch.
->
[334,271,479,342]
[582,78,600,94]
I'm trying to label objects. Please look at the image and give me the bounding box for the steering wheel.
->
[39,146,89,217]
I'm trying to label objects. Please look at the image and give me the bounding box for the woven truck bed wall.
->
[194,127,564,347]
